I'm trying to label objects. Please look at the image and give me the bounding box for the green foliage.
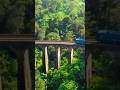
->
[58,80,78,90]
[0,0,33,33]
[35,0,85,40]
[35,47,42,70]
[86,0,120,36]
[35,47,85,90]
[0,50,17,90]
[91,54,120,90]
[90,75,120,90]
[35,70,46,90]
[93,54,113,77]
[35,0,85,89]
[35,22,46,40]
[35,47,47,90]
[46,32,60,40]
[46,58,85,90]
[65,31,73,41]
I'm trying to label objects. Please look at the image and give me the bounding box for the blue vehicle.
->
[75,36,85,45]
[96,31,120,44]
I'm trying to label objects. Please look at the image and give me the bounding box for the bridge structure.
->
[35,39,120,89]
[0,34,120,89]
[0,35,85,90]
[0,34,34,90]
[35,40,84,73]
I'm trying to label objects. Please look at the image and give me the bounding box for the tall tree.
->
[35,0,85,40]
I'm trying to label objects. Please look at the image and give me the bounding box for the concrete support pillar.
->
[68,47,73,64]
[55,47,61,69]
[86,52,92,89]
[42,46,49,73]
[24,49,32,90]
[0,75,2,90]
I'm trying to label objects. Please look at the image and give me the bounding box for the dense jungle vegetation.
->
[35,0,85,90]
[0,49,17,90]
[87,0,120,90]
[0,0,34,34]
[0,0,120,90]
[35,0,85,40]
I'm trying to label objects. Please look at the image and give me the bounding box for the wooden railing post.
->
[24,49,32,90]
[42,46,49,73]
[55,46,61,69]
[17,49,25,90]
[86,51,92,89]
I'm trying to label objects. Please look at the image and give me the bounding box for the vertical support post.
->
[24,49,32,90]
[86,52,92,89]
[42,46,49,73]
[17,49,25,90]
[0,75,2,90]
[55,46,61,69]
[68,47,73,64]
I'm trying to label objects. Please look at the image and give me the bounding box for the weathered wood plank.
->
[86,52,92,89]
[24,49,32,90]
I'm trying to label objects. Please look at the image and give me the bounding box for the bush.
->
[58,80,78,90]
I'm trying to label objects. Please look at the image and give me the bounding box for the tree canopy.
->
[0,0,34,34]
[35,0,85,40]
